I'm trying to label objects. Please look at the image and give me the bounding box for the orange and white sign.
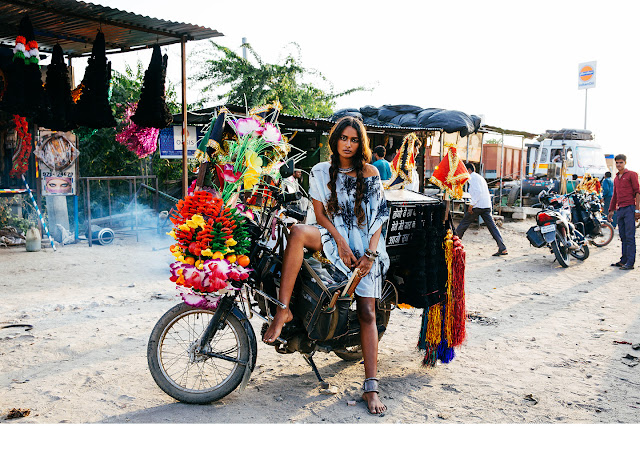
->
[578,61,597,89]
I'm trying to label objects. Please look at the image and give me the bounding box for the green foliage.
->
[0,198,36,233]
[191,42,367,118]
[484,138,502,145]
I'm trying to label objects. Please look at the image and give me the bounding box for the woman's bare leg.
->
[356,295,386,414]
[263,225,322,343]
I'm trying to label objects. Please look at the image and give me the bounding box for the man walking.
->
[607,154,640,270]
[371,145,392,181]
[456,163,507,256]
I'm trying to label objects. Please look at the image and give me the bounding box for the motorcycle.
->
[568,191,614,248]
[526,190,590,267]
[147,163,398,404]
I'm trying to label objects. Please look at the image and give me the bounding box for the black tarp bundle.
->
[331,104,482,137]
[42,44,76,131]
[131,44,172,129]
[75,31,116,129]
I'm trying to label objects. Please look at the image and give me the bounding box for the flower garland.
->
[115,103,160,158]
[167,190,252,301]
[10,115,31,177]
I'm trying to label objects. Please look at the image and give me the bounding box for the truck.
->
[504,129,608,206]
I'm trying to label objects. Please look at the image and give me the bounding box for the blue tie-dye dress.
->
[307,162,390,298]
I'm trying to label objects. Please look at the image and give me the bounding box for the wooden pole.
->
[181,36,188,198]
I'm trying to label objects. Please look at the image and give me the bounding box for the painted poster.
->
[41,163,77,196]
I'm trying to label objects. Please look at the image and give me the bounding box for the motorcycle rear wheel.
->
[147,303,250,404]
[333,280,397,362]
[551,235,570,268]
[590,221,614,247]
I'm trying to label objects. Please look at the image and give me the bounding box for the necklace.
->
[338,166,355,173]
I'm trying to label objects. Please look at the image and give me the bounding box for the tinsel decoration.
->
[42,44,76,131]
[75,31,116,129]
[131,44,173,129]
[1,14,45,119]
[386,132,418,190]
[9,115,31,177]
[115,103,159,158]
[451,233,467,346]
[429,145,470,199]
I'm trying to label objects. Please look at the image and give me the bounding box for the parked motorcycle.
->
[147,163,398,404]
[526,190,590,267]
[568,191,614,247]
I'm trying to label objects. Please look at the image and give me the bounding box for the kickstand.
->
[303,353,330,389]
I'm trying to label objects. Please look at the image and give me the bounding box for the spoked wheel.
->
[333,280,397,362]
[590,221,614,247]
[551,233,570,268]
[147,303,250,404]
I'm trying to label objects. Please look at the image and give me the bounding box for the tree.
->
[191,42,367,118]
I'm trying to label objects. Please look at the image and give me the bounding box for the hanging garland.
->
[10,114,31,177]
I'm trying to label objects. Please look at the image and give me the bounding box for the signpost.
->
[159,125,201,159]
[578,61,597,130]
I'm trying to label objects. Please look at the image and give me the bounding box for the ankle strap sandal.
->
[363,377,380,393]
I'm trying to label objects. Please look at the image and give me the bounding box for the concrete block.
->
[512,211,527,220]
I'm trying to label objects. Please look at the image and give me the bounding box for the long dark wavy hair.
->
[326,116,372,228]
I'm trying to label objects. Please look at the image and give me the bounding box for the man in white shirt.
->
[455,163,507,256]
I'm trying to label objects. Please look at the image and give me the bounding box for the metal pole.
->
[584,88,588,130]
[242,37,247,60]
[519,136,524,207]
[86,178,92,248]
[181,36,188,198]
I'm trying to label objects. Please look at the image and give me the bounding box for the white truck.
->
[505,129,609,206]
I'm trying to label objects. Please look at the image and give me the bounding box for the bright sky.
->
[87,0,639,170]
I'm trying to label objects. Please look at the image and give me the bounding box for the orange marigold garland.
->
[9,114,31,177]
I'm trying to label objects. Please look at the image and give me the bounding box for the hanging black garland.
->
[131,44,173,129]
[42,44,76,131]
[75,31,116,129]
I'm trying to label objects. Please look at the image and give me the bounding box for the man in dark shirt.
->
[607,154,640,270]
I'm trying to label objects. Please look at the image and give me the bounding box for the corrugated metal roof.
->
[0,0,223,57]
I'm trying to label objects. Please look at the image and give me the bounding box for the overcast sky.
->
[87,0,639,169]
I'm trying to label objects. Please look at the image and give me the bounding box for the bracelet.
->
[365,248,379,257]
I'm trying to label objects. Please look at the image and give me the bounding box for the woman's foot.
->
[262,307,293,343]
[362,391,386,415]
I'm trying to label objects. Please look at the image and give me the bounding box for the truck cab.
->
[528,129,608,180]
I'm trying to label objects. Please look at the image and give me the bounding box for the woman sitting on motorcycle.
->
[262,116,390,415]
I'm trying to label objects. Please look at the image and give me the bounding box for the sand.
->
[1,218,640,424]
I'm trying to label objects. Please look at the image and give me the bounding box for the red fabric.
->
[429,147,470,199]
[610,169,640,211]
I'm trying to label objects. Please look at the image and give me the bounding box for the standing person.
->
[262,116,390,415]
[455,162,507,256]
[601,171,614,218]
[371,145,392,181]
[607,154,640,270]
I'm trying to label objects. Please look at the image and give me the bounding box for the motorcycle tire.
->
[551,236,570,268]
[570,243,590,260]
[147,303,251,404]
[333,280,397,362]
[590,221,614,247]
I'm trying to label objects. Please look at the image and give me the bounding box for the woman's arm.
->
[312,198,357,268]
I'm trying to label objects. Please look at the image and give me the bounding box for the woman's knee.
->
[356,299,376,325]
[289,224,321,250]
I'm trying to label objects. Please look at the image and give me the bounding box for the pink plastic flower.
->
[233,117,263,137]
[216,163,242,185]
[207,259,230,280]
[261,122,282,143]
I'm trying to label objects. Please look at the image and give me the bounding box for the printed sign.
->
[385,205,423,247]
[159,125,202,159]
[41,163,77,196]
[578,61,597,89]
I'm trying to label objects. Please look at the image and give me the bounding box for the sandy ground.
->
[1,218,640,425]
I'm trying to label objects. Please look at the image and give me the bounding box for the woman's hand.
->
[336,236,357,269]
[354,255,374,277]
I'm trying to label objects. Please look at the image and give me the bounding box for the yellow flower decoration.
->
[201,248,213,257]
[244,150,263,189]
[167,230,177,240]
[225,238,237,247]
[178,223,191,231]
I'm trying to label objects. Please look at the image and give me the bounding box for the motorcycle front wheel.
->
[551,235,570,268]
[590,221,614,247]
[570,243,590,260]
[147,303,250,404]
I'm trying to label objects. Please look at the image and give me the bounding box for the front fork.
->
[196,291,238,353]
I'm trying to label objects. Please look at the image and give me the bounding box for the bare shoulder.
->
[364,163,380,178]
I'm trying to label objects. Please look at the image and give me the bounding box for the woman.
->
[263,116,390,415]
